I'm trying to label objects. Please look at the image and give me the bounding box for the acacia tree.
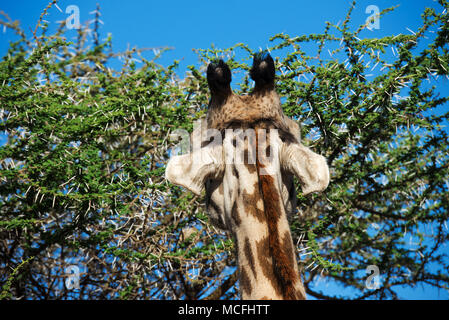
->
[0,1,448,300]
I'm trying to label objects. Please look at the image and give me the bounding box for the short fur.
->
[165,52,330,300]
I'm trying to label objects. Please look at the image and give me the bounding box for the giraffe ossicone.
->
[165,52,330,300]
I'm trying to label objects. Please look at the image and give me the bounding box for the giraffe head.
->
[166,52,329,299]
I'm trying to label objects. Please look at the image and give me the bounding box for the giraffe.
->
[165,52,329,300]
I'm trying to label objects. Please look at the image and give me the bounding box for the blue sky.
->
[1,0,445,73]
[1,0,448,299]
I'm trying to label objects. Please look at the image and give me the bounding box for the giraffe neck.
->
[228,125,306,300]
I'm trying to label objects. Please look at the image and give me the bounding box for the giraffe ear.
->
[280,142,330,195]
[166,144,224,196]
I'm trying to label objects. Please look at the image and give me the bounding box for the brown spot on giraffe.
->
[231,201,241,227]
[256,235,283,297]
[245,163,257,174]
[282,230,297,267]
[232,166,239,179]
[244,237,257,278]
[239,267,252,296]
[242,184,265,223]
